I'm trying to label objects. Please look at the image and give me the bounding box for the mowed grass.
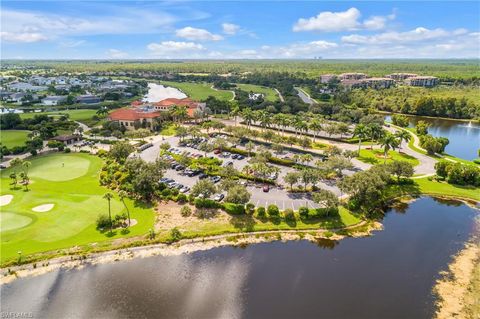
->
[0,130,30,148]
[19,109,98,122]
[358,148,420,166]
[160,80,234,101]
[0,153,155,263]
[235,83,279,101]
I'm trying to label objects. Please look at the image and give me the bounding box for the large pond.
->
[142,83,186,103]
[385,114,480,160]
[1,197,478,318]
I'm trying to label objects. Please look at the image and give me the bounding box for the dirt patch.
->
[155,201,230,231]
[32,203,54,213]
[434,223,480,319]
[0,195,13,206]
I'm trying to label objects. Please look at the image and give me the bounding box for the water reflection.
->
[385,115,480,160]
[1,197,477,319]
[142,83,187,103]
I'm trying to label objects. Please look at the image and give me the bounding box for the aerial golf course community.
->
[0,59,479,319]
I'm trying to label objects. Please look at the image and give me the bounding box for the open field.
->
[235,83,279,101]
[159,80,234,101]
[0,130,30,148]
[358,148,420,166]
[0,153,155,263]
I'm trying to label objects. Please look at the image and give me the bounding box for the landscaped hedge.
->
[194,198,222,209]
[223,203,246,215]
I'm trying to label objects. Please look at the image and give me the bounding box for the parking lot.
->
[139,135,343,208]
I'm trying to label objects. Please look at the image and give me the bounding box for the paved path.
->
[274,88,285,102]
[295,87,316,104]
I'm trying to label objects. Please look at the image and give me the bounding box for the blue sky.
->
[1,1,479,59]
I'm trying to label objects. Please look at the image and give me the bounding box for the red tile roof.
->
[154,98,199,108]
[109,108,161,121]
[131,100,143,107]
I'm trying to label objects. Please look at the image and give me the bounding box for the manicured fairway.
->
[235,83,279,101]
[0,153,155,264]
[19,109,98,122]
[358,148,420,166]
[0,130,30,148]
[160,80,234,101]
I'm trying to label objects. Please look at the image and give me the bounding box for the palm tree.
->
[118,190,131,226]
[380,133,400,163]
[96,107,109,118]
[258,110,271,132]
[395,130,411,153]
[230,104,240,126]
[353,124,369,154]
[309,118,323,143]
[245,141,255,157]
[103,192,114,233]
[242,108,255,130]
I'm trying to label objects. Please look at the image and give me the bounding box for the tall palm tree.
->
[309,118,323,143]
[353,124,369,154]
[242,108,255,130]
[245,141,255,157]
[258,110,271,132]
[118,190,131,226]
[395,130,411,153]
[230,104,240,126]
[380,133,400,163]
[103,192,114,233]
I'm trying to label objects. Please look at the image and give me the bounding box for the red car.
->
[263,185,270,192]
[213,149,221,154]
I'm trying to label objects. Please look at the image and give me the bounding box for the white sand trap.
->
[128,219,138,227]
[0,195,13,206]
[32,203,55,213]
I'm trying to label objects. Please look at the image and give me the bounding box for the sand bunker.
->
[32,204,55,213]
[0,195,13,206]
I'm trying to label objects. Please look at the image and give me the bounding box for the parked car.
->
[225,161,233,166]
[175,165,185,171]
[221,152,231,158]
[213,193,225,201]
[198,173,208,179]
[263,185,270,192]
[237,155,245,160]
[180,186,190,193]
[231,154,239,159]
[210,176,221,183]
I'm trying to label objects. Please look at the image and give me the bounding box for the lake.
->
[385,115,480,160]
[1,197,478,319]
[142,83,187,103]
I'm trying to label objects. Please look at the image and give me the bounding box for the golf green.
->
[28,155,91,181]
[0,152,155,264]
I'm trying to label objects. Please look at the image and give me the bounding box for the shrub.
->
[96,214,111,229]
[245,203,255,215]
[298,206,309,219]
[181,205,192,217]
[97,149,108,157]
[223,203,245,215]
[194,198,220,209]
[267,204,279,217]
[64,148,71,153]
[283,208,296,221]
[177,193,188,203]
[256,206,266,218]
[168,227,182,243]
[161,188,172,197]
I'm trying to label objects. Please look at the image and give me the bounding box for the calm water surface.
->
[385,115,480,160]
[1,197,478,319]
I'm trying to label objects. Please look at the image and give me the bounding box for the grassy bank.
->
[235,83,280,101]
[159,80,234,101]
[358,148,420,166]
[0,130,30,148]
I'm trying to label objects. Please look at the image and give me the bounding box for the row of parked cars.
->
[159,177,190,193]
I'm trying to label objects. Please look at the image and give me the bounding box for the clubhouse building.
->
[108,97,205,130]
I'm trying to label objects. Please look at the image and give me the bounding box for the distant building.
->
[405,76,439,87]
[320,74,338,83]
[150,98,206,117]
[342,77,395,89]
[248,93,264,101]
[108,108,161,130]
[339,73,366,81]
[386,73,418,81]
[8,82,47,92]
[51,135,82,145]
[76,95,102,104]
[42,95,67,106]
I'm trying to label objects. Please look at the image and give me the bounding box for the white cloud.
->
[255,40,338,58]
[175,27,223,41]
[106,49,129,59]
[341,27,469,44]
[0,8,176,42]
[222,23,240,35]
[59,40,86,48]
[147,41,205,57]
[0,31,48,43]
[293,7,395,32]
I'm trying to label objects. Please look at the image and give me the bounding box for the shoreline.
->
[378,110,480,124]
[433,217,480,319]
[0,220,378,285]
